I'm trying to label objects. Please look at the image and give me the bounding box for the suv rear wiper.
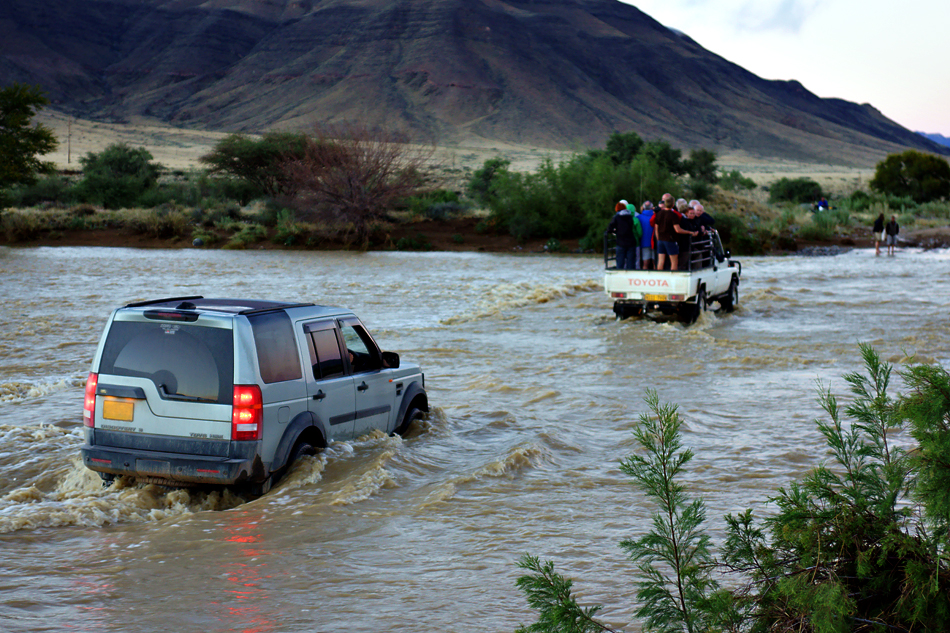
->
[158,384,215,403]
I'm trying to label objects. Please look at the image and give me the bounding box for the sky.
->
[621,0,950,137]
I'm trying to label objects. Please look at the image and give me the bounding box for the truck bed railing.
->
[604,230,723,271]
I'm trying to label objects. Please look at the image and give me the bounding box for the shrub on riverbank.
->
[516,346,950,632]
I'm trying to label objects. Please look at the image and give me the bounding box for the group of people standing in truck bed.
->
[606,193,715,271]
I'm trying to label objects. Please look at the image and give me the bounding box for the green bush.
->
[602,131,644,165]
[190,227,220,246]
[838,189,916,213]
[395,233,432,250]
[200,132,308,198]
[0,208,44,241]
[467,157,511,207]
[871,150,950,203]
[403,189,468,220]
[684,148,718,183]
[5,175,79,207]
[487,153,678,248]
[718,169,757,191]
[272,208,304,246]
[917,200,950,219]
[768,177,823,204]
[796,212,836,241]
[77,144,163,209]
[713,212,770,255]
[685,177,712,200]
[124,206,191,239]
[223,223,267,249]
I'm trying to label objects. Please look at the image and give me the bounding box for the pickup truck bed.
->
[603,231,741,323]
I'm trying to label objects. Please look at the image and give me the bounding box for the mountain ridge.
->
[2,0,945,165]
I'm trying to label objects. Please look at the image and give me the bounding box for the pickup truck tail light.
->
[83,373,97,427]
[232,385,263,441]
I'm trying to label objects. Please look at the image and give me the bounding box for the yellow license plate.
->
[644,294,666,301]
[103,399,134,421]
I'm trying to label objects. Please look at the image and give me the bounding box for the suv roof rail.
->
[126,296,204,308]
[239,302,315,316]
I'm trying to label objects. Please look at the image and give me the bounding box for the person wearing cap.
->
[606,200,638,270]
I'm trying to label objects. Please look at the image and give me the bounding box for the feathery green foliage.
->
[516,346,950,632]
[619,391,716,633]
[515,555,617,633]
[720,344,950,632]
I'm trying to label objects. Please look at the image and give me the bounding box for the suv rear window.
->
[99,321,234,403]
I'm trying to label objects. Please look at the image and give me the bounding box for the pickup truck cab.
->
[604,231,741,323]
[81,297,428,494]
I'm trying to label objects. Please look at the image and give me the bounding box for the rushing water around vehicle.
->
[1,245,948,632]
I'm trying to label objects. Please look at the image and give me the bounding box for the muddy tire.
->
[395,407,425,436]
[613,302,643,319]
[720,278,739,313]
[680,289,706,324]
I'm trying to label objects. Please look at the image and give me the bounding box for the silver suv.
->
[80,296,428,494]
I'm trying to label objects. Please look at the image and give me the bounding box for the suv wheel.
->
[395,407,425,436]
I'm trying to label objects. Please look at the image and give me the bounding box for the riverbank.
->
[5,214,949,254]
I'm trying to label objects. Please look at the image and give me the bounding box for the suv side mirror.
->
[382,351,400,369]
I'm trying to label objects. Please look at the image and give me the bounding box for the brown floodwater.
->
[0,245,947,632]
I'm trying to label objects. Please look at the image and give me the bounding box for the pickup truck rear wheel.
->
[720,278,739,312]
[680,289,706,325]
[613,302,644,319]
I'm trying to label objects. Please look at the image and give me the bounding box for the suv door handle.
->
[313,390,326,401]
[357,381,368,392]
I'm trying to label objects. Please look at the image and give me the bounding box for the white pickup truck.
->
[603,231,741,323]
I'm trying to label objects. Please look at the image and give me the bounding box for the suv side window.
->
[340,320,382,374]
[306,326,346,381]
[248,311,303,384]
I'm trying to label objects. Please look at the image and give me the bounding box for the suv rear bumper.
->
[80,430,265,486]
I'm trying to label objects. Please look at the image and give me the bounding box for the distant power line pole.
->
[67,116,72,164]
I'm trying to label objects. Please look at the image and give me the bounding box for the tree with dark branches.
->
[0,83,58,189]
[282,123,437,248]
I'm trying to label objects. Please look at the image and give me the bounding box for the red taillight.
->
[83,373,98,427]
[232,385,263,441]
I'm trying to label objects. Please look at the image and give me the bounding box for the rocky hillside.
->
[2,0,945,164]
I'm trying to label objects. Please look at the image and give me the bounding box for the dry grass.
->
[38,110,877,196]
